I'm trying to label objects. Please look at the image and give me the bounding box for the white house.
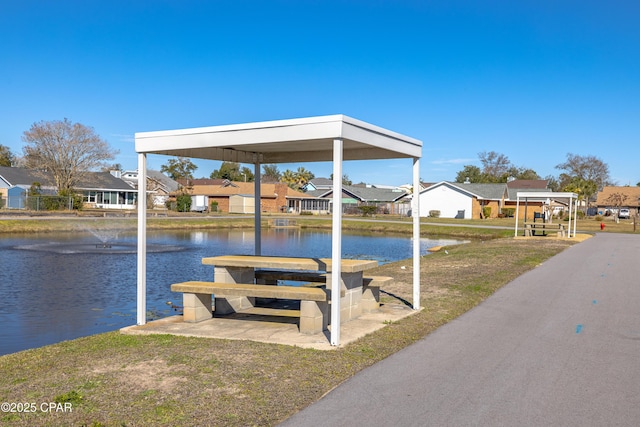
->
[419,181,508,219]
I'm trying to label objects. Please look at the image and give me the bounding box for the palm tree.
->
[281,169,298,189]
[295,167,314,190]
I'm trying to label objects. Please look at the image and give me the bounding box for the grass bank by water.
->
[0,216,581,426]
[0,213,517,239]
[1,210,636,235]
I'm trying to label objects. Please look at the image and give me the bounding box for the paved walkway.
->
[280,233,640,426]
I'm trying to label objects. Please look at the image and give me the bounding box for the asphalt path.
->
[280,233,640,427]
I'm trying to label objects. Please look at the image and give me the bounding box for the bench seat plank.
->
[171,281,327,301]
[255,270,326,283]
[171,281,329,334]
[524,222,566,237]
[525,223,564,228]
[239,307,301,318]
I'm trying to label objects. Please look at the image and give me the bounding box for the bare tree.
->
[478,151,513,182]
[22,118,117,192]
[556,153,611,211]
[604,191,628,222]
[556,153,611,190]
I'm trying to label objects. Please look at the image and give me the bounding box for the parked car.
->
[618,208,630,219]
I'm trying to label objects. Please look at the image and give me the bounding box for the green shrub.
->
[300,210,313,215]
[482,206,492,219]
[357,205,378,217]
[42,196,63,210]
[595,215,603,221]
[210,200,219,212]
[429,210,440,218]
[59,189,83,210]
[176,193,192,212]
[501,208,515,217]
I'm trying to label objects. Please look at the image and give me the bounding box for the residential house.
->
[418,181,507,219]
[305,178,333,192]
[418,179,572,220]
[183,180,325,214]
[504,180,559,219]
[595,186,640,216]
[121,169,180,208]
[0,166,58,209]
[0,166,138,210]
[306,184,410,215]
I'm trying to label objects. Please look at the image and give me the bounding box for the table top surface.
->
[202,255,378,273]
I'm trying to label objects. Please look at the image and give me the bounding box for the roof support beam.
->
[412,157,421,310]
[137,153,147,325]
[330,138,343,346]
[254,159,261,255]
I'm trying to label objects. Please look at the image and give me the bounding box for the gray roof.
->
[75,172,135,191]
[310,185,408,202]
[344,185,408,202]
[0,166,134,191]
[455,183,508,200]
[307,177,334,190]
[304,189,329,198]
[0,166,56,187]
[424,181,554,201]
[422,182,508,201]
[147,170,180,193]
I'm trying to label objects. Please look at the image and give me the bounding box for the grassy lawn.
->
[0,215,584,426]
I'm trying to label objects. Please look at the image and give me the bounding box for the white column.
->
[568,197,572,238]
[514,195,521,237]
[254,160,261,255]
[412,157,421,310]
[136,153,147,325]
[573,196,577,237]
[331,138,343,346]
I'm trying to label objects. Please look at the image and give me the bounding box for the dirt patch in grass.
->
[0,236,578,426]
[92,358,188,394]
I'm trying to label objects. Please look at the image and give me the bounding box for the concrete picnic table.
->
[202,255,378,321]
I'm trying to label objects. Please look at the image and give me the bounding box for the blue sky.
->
[1,1,638,186]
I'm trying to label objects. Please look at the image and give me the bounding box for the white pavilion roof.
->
[135,114,422,163]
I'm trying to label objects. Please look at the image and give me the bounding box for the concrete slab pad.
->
[121,303,418,350]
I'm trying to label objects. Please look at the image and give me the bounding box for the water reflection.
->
[0,229,463,355]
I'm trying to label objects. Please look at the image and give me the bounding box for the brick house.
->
[180,179,322,213]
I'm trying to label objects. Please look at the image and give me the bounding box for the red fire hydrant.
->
[600,222,605,230]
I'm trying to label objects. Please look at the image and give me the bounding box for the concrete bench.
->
[524,222,565,237]
[362,276,392,312]
[254,270,326,284]
[171,281,329,334]
[254,270,391,313]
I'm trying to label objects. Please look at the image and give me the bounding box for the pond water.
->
[0,228,463,356]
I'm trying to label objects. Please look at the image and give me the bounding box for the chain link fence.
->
[0,195,79,211]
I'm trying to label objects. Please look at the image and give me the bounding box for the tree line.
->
[455,150,616,206]
[160,157,319,191]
